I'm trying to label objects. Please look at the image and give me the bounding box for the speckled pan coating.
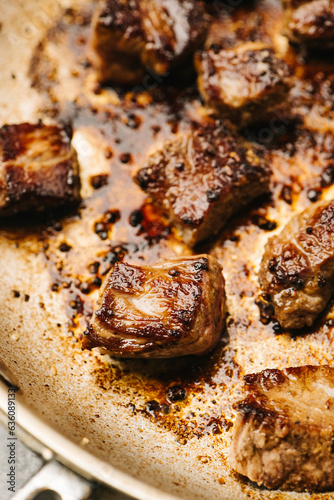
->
[1,1,334,499]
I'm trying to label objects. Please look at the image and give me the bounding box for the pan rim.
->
[0,379,181,500]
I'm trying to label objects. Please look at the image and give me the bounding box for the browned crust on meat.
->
[135,120,270,246]
[195,42,291,127]
[230,366,334,492]
[0,123,80,215]
[91,0,210,84]
[82,255,226,358]
[259,200,334,329]
[282,0,334,46]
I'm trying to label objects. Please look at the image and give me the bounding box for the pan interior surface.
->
[1,1,334,499]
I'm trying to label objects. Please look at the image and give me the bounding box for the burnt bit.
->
[119,152,131,164]
[255,295,275,325]
[209,43,222,54]
[128,403,137,415]
[206,188,221,202]
[272,321,283,333]
[94,209,120,240]
[53,222,63,232]
[125,113,141,129]
[90,174,109,190]
[145,400,161,417]
[58,242,72,252]
[280,185,293,205]
[11,290,20,298]
[94,222,108,240]
[166,386,187,403]
[318,275,327,287]
[100,245,129,276]
[80,282,90,294]
[104,148,113,159]
[254,215,277,231]
[307,189,321,202]
[168,269,180,277]
[92,276,102,288]
[268,257,278,272]
[193,258,209,272]
[88,262,100,274]
[321,167,334,188]
[69,295,84,315]
[129,209,144,227]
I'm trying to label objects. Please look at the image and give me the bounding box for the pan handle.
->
[11,460,93,500]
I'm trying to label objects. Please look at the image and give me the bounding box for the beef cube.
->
[282,0,334,47]
[91,0,209,84]
[135,120,270,246]
[230,366,334,492]
[83,255,226,358]
[195,42,291,126]
[0,123,80,216]
[259,199,334,329]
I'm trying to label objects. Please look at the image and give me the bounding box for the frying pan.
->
[0,379,177,500]
[1,0,334,499]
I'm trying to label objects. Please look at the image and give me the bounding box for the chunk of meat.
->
[259,200,334,329]
[135,120,270,246]
[195,42,291,126]
[289,73,334,133]
[204,0,286,53]
[91,0,209,84]
[83,255,226,358]
[282,0,334,47]
[0,123,80,216]
[230,366,334,492]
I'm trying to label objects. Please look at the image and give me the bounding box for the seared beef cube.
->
[83,255,226,358]
[0,123,80,216]
[204,0,286,52]
[135,120,270,246]
[195,42,291,126]
[282,0,334,47]
[289,73,334,132]
[259,200,334,329]
[230,366,334,492]
[91,0,209,84]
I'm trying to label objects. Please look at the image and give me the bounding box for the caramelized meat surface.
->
[91,0,209,84]
[230,366,334,492]
[204,0,285,52]
[289,72,334,133]
[195,42,291,126]
[0,123,80,216]
[83,255,226,358]
[259,200,334,329]
[135,120,270,246]
[282,0,334,47]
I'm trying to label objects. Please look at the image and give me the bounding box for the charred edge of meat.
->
[135,119,270,246]
[91,0,210,84]
[195,44,291,126]
[282,0,334,46]
[259,200,334,329]
[0,122,80,216]
[83,255,226,358]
